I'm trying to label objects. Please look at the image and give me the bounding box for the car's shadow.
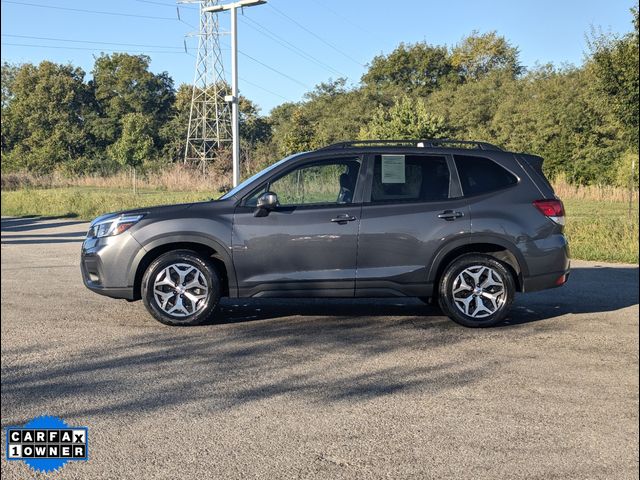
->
[0,216,84,232]
[210,264,639,327]
[1,263,637,426]
[1,216,87,244]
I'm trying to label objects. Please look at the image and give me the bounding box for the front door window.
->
[246,158,361,207]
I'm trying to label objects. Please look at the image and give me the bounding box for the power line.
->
[3,1,198,39]
[136,0,197,8]
[1,42,188,54]
[240,15,346,77]
[2,1,177,20]
[307,0,374,37]
[239,75,288,101]
[0,42,291,100]
[267,2,364,67]
[1,3,301,100]
[232,45,310,89]
[2,34,185,50]
[1,35,298,98]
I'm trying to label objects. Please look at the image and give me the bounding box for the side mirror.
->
[254,191,278,217]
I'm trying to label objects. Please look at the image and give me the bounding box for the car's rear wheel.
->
[142,249,220,326]
[438,254,514,327]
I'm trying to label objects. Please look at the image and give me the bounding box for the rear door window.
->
[370,155,450,203]
[455,155,518,196]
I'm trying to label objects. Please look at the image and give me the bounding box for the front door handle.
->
[438,210,464,221]
[331,214,357,224]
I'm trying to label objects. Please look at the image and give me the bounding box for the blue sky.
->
[1,0,636,113]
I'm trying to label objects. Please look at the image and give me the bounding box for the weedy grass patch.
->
[1,187,214,220]
[563,199,638,264]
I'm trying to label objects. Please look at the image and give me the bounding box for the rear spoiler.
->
[516,154,556,198]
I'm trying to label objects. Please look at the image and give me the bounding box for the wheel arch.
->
[428,236,527,292]
[130,235,236,300]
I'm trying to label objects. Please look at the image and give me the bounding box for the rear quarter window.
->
[455,155,518,196]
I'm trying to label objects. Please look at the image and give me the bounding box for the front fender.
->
[129,217,237,297]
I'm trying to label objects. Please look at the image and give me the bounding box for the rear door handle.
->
[438,210,464,221]
[331,214,357,224]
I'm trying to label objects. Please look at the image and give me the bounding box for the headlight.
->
[88,214,144,238]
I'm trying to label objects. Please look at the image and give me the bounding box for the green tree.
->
[1,61,92,173]
[362,42,456,97]
[614,150,639,188]
[490,66,622,183]
[359,96,450,140]
[108,113,155,193]
[301,79,378,146]
[280,108,317,156]
[1,62,18,153]
[1,62,17,110]
[425,69,514,142]
[158,83,192,164]
[587,6,639,146]
[239,95,271,146]
[89,54,174,148]
[452,31,522,80]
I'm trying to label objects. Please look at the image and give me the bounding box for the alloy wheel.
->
[152,263,209,317]
[451,265,506,318]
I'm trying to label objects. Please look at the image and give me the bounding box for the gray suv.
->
[81,139,570,327]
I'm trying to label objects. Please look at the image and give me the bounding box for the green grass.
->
[563,199,638,264]
[1,187,638,264]
[0,187,214,220]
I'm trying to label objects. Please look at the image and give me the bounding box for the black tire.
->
[142,249,221,326]
[438,254,515,328]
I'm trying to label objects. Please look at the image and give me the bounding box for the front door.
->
[232,157,363,298]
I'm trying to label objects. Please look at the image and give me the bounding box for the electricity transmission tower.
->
[183,0,232,173]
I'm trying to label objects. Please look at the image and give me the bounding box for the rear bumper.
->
[522,269,570,292]
[520,233,570,292]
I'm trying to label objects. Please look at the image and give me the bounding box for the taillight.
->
[533,199,565,225]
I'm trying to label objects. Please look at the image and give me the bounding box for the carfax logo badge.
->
[5,415,88,474]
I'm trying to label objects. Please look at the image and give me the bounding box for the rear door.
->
[355,153,470,297]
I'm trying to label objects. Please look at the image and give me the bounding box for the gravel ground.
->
[1,217,638,480]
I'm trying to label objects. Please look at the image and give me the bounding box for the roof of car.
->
[315,139,502,152]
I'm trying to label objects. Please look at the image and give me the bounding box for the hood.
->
[89,201,205,227]
[119,201,196,217]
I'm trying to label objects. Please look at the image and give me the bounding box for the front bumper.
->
[81,256,135,299]
[80,232,143,300]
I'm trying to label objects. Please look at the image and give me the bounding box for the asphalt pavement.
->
[1,216,638,479]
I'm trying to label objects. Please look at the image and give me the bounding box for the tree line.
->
[1,6,637,186]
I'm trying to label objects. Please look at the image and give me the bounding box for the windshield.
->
[218,154,297,200]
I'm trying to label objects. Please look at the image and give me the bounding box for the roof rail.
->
[317,139,502,151]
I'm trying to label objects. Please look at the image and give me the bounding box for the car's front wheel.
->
[438,254,515,327]
[142,249,220,326]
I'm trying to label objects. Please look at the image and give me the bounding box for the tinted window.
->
[371,155,450,203]
[455,155,518,196]
[245,158,361,207]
